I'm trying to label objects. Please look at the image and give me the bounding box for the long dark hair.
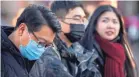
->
[80,5,137,77]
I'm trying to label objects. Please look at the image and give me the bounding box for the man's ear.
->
[18,23,27,36]
[59,20,70,33]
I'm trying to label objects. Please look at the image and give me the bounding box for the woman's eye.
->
[102,20,108,23]
[113,21,118,24]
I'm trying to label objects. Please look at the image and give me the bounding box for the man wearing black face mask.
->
[50,1,99,77]
[51,1,87,45]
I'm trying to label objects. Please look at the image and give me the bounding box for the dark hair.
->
[51,1,85,18]
[80,5,137,77]
[81,5,123,50]
[15,4,61,33]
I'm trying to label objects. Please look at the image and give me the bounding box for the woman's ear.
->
[17,23,27,36]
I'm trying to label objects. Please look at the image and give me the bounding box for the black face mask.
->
[65,24,85,43]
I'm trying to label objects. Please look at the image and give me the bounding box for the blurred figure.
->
[1,8,11,26]
[81,5,137,77]
[1,1,28,26]
[124,16,139,76]
[124,16,139,43]
[12,8,25,27]
[1,4,61,77]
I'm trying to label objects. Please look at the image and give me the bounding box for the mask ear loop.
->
[20,32,32,46]
[19,36,22,46]
[28,33,32,40]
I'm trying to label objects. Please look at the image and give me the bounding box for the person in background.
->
[124,16,139,76]
[51,1,86,76]
[12,8,25,27]
[51,1,88,46]
[80,5,137,77]
[1,4,61,77]
[47,1,101,77]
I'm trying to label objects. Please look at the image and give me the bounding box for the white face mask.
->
[128,25,139,41]
[19,33,46,60]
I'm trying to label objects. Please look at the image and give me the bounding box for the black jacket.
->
[1,26,30,77]
[52,36,103,77]
[1,26,73,77]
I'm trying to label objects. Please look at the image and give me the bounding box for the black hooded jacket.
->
[1,26,73,77]
[1,26,35,77]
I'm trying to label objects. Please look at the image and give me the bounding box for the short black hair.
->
[16,4,61,33]
[51,1,84,18]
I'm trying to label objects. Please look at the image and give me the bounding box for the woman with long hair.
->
[80,5,137,77]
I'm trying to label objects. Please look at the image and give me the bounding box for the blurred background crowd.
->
[1,0,139,73]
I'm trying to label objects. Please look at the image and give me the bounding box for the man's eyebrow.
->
[37,37,48,42]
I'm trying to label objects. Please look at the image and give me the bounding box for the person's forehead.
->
[100,11,118,20]
[34,25,55,40]
[68,7,86,17]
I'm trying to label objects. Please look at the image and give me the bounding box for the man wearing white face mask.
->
[19,33,47,60]
[1,4,61,77]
